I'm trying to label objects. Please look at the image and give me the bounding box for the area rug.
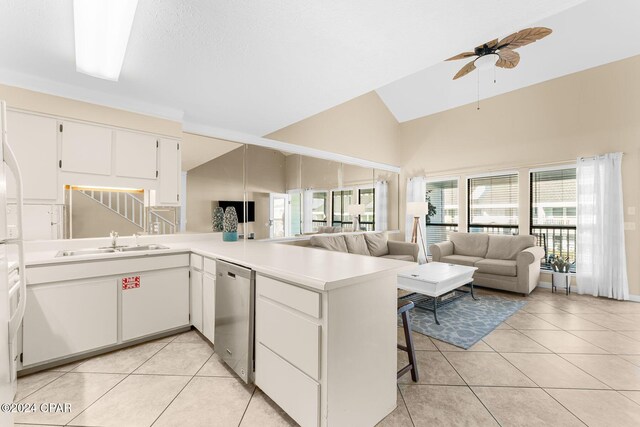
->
[399,295,527,349]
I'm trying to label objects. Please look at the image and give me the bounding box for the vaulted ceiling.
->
[0,0,588,138]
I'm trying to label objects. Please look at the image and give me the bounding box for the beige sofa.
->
[309,232,418,262]
[430,233,545,295]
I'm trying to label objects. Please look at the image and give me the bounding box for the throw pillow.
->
[364,232,389,257]
[310,235,348,253]
[344,234,371,256]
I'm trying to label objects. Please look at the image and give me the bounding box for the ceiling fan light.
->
[73,0,139,81]
[474,53,499,70]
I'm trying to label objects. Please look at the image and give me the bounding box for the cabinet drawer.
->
[203,257,216,275]
[257,275,321,318]
[256,343,319,427]
[190,254,203,270]
[256,298,320,380]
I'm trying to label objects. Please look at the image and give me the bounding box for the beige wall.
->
[399,55,640,295]
[71,191,143,238]
[266,91,401,166]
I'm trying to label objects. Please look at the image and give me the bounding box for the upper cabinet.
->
[60,121,112,176]
[157,138,181,206]
[6,111,59,201]
[115,130,158,180]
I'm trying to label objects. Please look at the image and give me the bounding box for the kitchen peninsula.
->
[18,233,412,427]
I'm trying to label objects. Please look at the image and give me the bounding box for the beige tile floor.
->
[13,287,640,426]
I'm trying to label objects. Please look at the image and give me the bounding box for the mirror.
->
[30,130,400,240]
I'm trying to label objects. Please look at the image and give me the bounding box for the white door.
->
[115,130,158,179]
[157,138,180,206]
[60,121,112,175]
[6,111,59,201]
[269,193,289,238]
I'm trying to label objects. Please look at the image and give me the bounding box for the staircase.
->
[77,189,176,234]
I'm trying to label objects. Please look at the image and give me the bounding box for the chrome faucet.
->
[110,231,119,249]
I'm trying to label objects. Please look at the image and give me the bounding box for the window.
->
[425,179,458,255]
[289,191,302,236]
[311,191,328,230]
[331,190,353,228]
[530,168,577,271]
[468,173,519,235]
[358,188,375,231]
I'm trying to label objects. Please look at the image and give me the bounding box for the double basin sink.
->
[56,244,170,258]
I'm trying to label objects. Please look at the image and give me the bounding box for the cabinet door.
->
[191,269,203,332]
[6,111,58,201]
[157,138,180,205]
[202,273,215,343]
[60,121,112,175]
[23,278,118,366]
[121,268,189,341]
[115,130,158,179]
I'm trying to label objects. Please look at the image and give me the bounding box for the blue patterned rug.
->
[400,295,527,349]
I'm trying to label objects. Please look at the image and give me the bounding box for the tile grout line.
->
[64,339,174,426]
[149,375,197,427]
[396,384,416,427]
[236,384,257,426]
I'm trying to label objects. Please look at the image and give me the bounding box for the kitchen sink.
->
[55,244,170,257]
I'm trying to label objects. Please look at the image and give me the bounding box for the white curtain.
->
[374,181,388,231]
[576,152,628,300]
[302,190,314,233]
[406,176,427,263]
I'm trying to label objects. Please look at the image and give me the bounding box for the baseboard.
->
[537,281,640,302]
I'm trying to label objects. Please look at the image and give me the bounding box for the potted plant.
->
[425,189,438,224]
[212,206,224,232]
[223,206,239,242]
[550,256,573,294]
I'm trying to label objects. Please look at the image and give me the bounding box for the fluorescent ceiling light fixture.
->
[73,0,139,81]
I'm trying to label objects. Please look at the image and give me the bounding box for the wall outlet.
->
[624,222,636,231]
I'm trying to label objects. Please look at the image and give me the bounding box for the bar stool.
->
[397,299,419,382]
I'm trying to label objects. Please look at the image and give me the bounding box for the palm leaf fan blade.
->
[498,27,552,50]
[446,51,476,61]
[453,60,476,80]
[496,49,520,69]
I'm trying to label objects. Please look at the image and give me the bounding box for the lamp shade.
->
[347,204,366,216]
[407,202,430,217]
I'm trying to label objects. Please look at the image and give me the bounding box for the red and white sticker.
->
[122,276,141,290]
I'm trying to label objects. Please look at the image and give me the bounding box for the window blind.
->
[425,179,459,255]
[531,168,577,226]
[468,174,519,227]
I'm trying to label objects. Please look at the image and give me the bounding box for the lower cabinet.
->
[23,278,118,366]
[121,269,189,341]
[190,269,203,332]
[202,272,215,342]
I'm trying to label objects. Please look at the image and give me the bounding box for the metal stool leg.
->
[397,309,419,382]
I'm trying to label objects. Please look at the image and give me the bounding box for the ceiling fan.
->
[446,27,552,80]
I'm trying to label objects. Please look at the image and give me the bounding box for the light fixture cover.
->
[407,202,430,216]
[474,53,499,71]
[73,0,139,81]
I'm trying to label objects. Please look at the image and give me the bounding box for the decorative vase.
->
[212,206,225,232]
[223,206,239,242]
[222,231,238,242]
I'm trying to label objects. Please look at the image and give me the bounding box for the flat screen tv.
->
[218,201,255,223]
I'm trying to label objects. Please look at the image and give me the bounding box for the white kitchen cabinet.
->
[6,111,59,201]
[60,121,112,175]
[23,278,117,366]
[202,272,215,342]
[156,138,181,206]
[115,130,158,179]
[121,268,189,341]
[190,269,203,332]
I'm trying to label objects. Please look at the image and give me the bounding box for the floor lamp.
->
[407,202,429,262]
[347,204,366,231]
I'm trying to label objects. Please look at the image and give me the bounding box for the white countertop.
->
[20,234,414,291]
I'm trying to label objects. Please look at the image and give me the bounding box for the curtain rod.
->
[579,152,625,161]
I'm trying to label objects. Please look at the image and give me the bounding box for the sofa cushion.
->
[382,254,415,262]
[486,235,536,260]
[449,233,489,257]
[440,254,484,267]
[364,232,389,257]
[309,235,348,253]
[318,226,341,234]
[344,234,371,256]
[475,259,517,276]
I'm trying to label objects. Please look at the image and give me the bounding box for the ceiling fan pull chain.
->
[494,65,497,84]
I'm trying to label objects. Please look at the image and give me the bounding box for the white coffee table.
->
[397,262,478,325]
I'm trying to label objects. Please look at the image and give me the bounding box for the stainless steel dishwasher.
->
[214,260,255,384]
